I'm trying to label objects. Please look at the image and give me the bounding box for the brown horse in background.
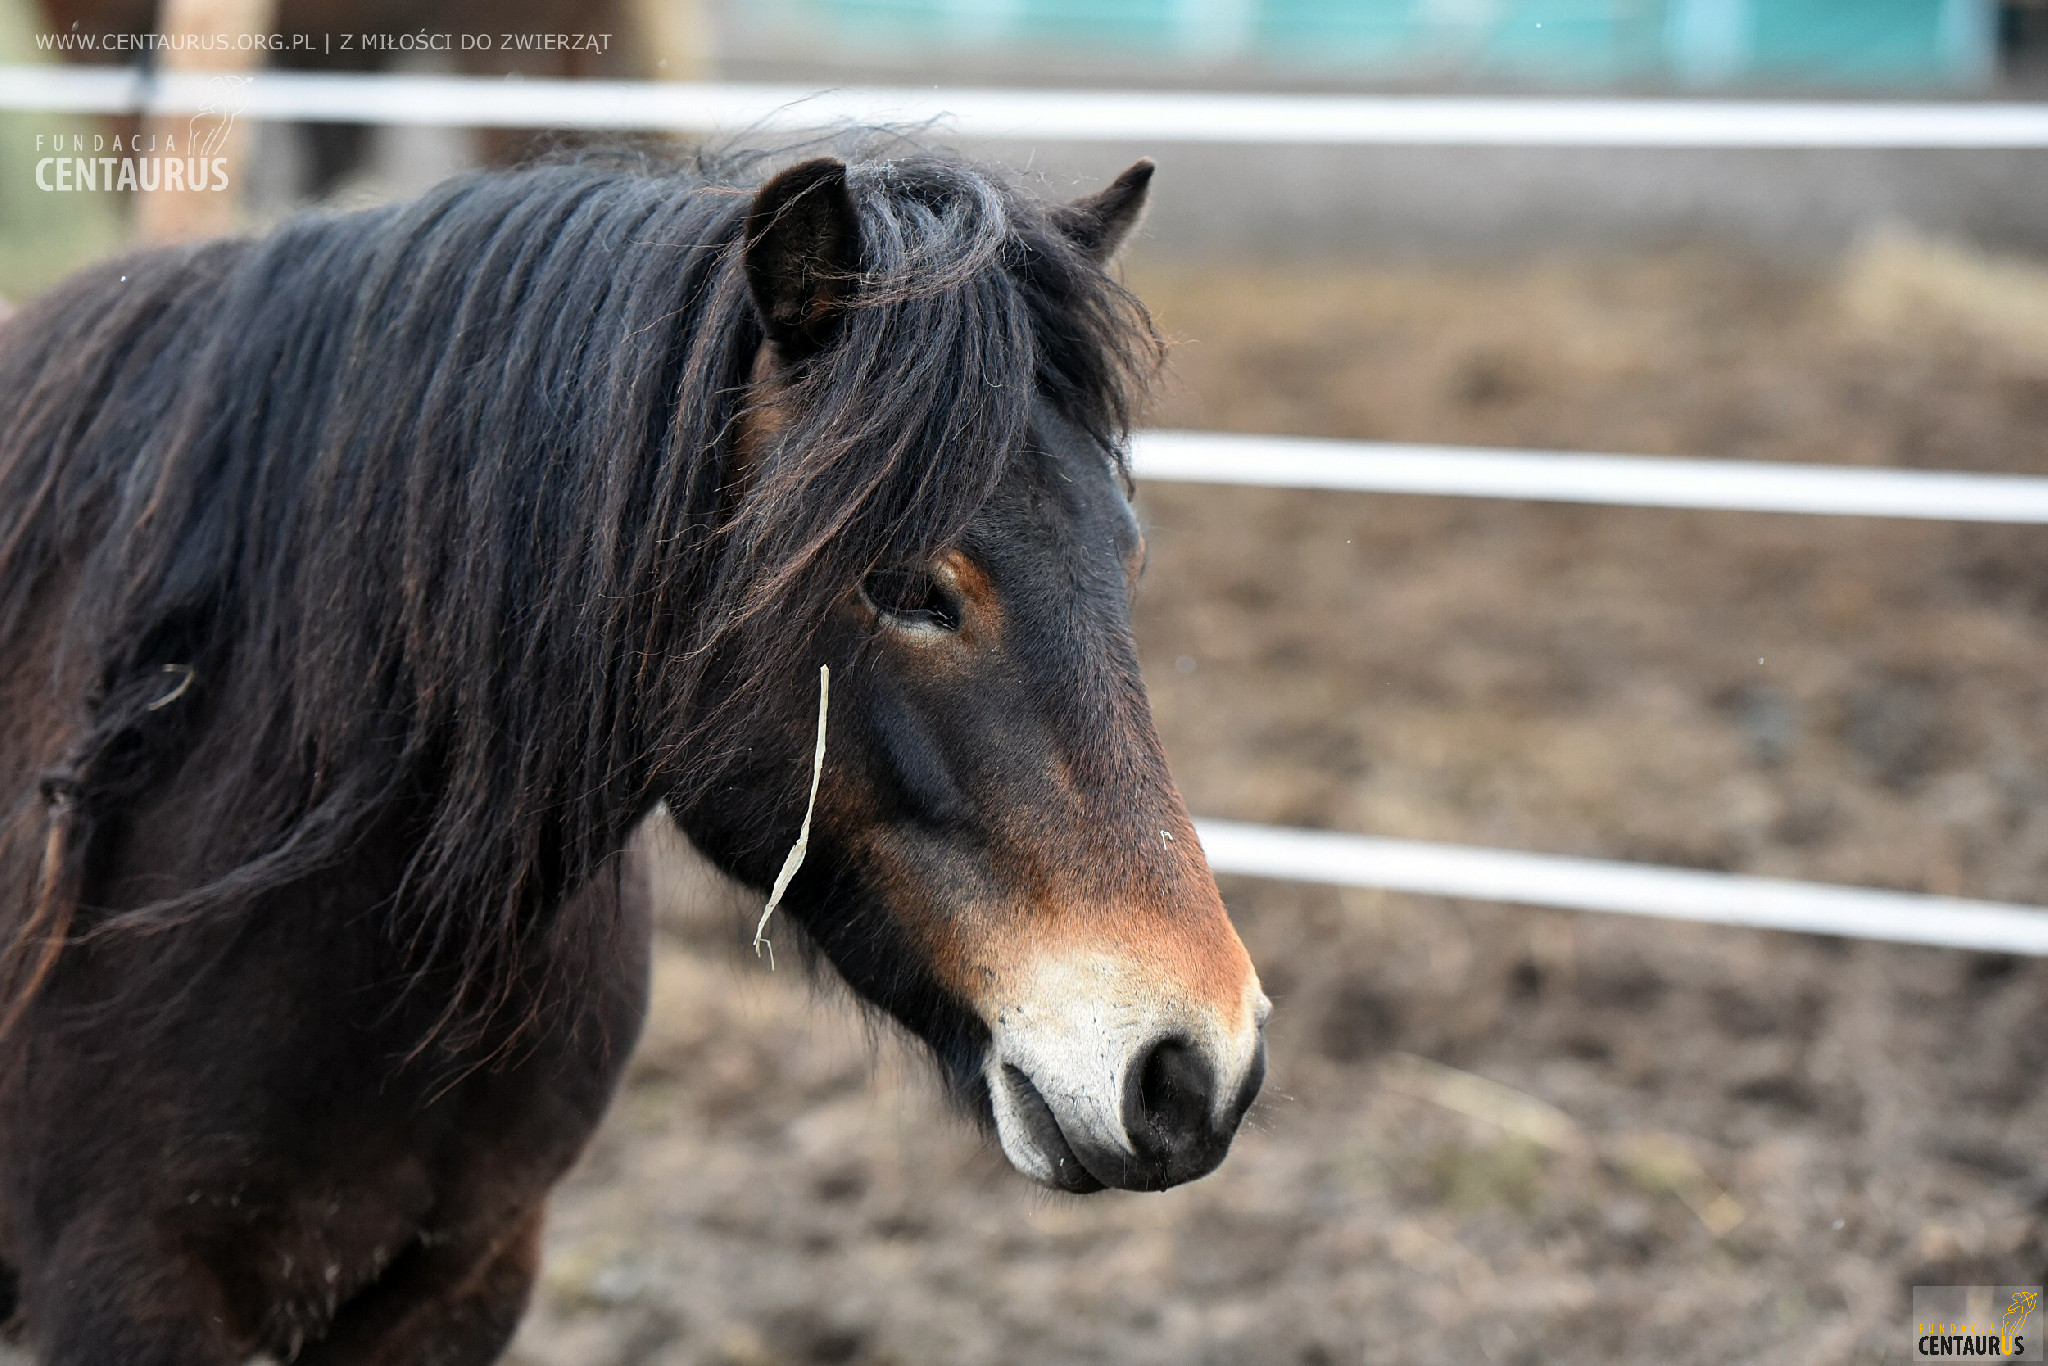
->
[0,146,1267,1363]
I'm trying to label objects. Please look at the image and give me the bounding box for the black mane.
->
[0,145,1160,1039]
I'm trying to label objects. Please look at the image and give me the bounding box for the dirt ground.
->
[7,239,2048,1366]
[497,241,2048,1366]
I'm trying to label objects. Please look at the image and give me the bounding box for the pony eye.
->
[862,568,962,633]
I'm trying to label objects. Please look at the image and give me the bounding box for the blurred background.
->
[6,3,2048,1364]
[9,0,2048,286]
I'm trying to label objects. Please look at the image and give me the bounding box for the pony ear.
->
[744,157,861,361]
[1056,159,1155,263]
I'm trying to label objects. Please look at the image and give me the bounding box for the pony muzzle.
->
[980,958,1270,1193]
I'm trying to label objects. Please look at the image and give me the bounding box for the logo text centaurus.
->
[35,157,229,193]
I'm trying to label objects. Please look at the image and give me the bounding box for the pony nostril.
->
[1126,1037,1217,1158]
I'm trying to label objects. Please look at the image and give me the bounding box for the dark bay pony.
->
[0,147,1268,1364]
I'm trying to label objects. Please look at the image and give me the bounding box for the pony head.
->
[672,155,1268,1192]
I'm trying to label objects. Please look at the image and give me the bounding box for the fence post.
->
[629,0,708,81]
[137,0,274,242]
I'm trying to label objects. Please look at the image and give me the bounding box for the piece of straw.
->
[1379,1051,1586,1156]
[753,664,829,970]
[146,664,195,712]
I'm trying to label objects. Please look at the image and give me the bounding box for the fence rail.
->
[1196,821,2048,956]
[1137,430,2048,951]
[6,66,2048,147]
[1131,432,2048,522]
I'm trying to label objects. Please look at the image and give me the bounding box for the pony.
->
[0,144,1269,1364]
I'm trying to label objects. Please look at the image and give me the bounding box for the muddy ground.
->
[8,239,2048,1366]
[500,241,2048,1366]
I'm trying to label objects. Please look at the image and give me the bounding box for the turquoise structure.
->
[798,0,2001,88]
